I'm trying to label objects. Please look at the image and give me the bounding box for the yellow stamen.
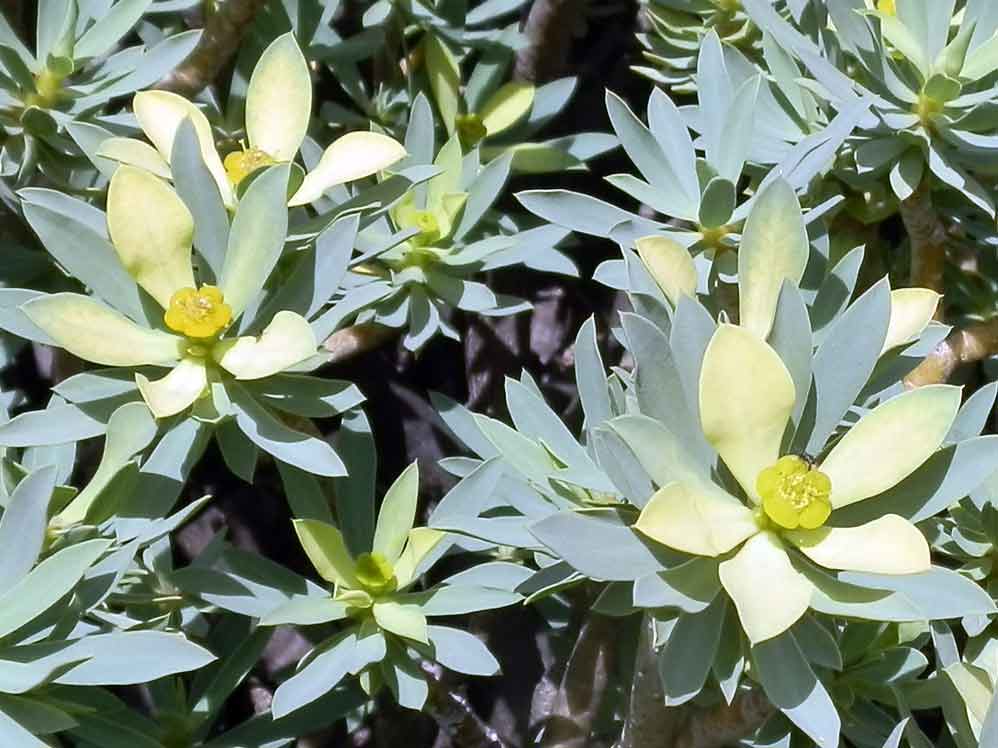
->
[877,0,896,16]
[757,455,832,531]
[164,285,232,339]
[223,147,276,186]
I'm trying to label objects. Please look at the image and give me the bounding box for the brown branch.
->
[421,662,507,748]
[539,614,616,748]
[514,0,584,83]
[617,616,773,748]
[322,323,398,363]
[616,616,685,748]
[674,690,774,748]
[899,183,948,301]
[904,318,998,388]
[156,0,269,96]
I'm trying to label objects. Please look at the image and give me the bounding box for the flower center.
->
[914,93,944,127]
[710,0,741,12]
[877,0,895,16]
[164,285,232,339]
[456,113,488,149]
[354,552,397,595]
[26,67,68,109]
[223,147,276,186]
[757,455,832,531]
[402,209,442,247]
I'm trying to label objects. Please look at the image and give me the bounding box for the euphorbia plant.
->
[98,33,407,208]
[263,462,521,715]
[626,321,955,644]
[21,164,318,420]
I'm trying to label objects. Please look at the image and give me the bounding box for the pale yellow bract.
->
[632,323,959,644]
[100,33,407,208]
[21,166,319,419]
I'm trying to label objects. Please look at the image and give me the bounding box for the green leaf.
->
[37,0,75,62]
[260,596,349,626]
[529,510,681,581]
[271,631,359,718]
[52,631,215,685]
[804,278,890,454]
[480,82,534,136]
[0,398,122,447]
[633,557,721,613]
[219,164,291,319]
[408,584,522,616]
[19,190,150,324]
[620,313,712,465]
[660,596,726,706]
[0,539,110,639]
[890,149,925,203]
[810,246,864,338]
[54,402,156,526]
[372,601,428,643]
[229,385,346,477]
[753,631,841,746]
[171,118,228,280]
[426,625,499,676]
[738,179,809,340]
[0,706,47,748]
[574,317,611,430]
[606,90,696,219]
[373,462,419,565]
[806,563,996,621]
[424,33,461,133]
[769,281,813,428]
[878,13,929,76]
[504,378,613,492]
[0,695,76,736]
[516,190,646,239]
[834,436,998,524]
[0,467,56,596]
[334,409,378,555]
[698,177,736,229]
[382,644,428,709]
[277,461,333,523]
[74,0,152,59]
[292,519,358,588]
[714,75,761,183]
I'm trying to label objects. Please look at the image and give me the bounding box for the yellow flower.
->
[757,455,832,530]
[354,552,397,595]
[877,0,896,16]
[103,33,406,208]
[625,323,957,644]
[164,285,233,339]
[398,208,442,246]
[21,166,319,421]
[223,147,277,187]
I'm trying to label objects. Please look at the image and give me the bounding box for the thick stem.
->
[617,616,773,748]
[156,0,270,96]
[616,616,685,748]
[904,318,998,388]
[539,613,616,748]
[323,323,398,363]
[674,689,774,748]
[899,183,948,302]
[514,0,583,83]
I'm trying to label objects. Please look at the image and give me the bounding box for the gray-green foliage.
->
[1,1,998,747]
